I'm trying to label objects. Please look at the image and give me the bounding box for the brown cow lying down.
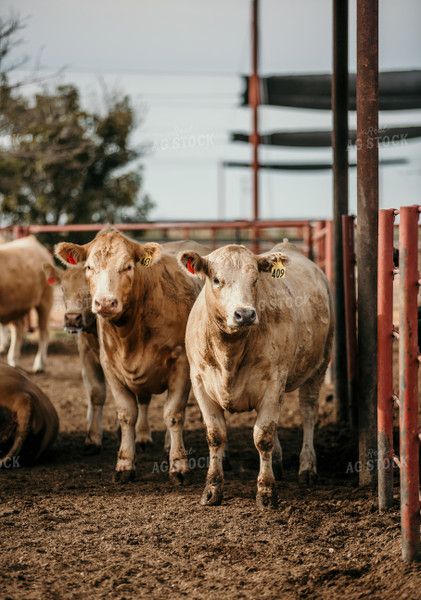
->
[0,363,59,467]
[55,230,208,484]
[0,235,54,372]
[179,241,334,508]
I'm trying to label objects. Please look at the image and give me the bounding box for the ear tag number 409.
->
[271,259,286,279]
[141,252,152,267]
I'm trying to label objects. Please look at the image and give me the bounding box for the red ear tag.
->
[187,258,195,274]
[68,252,77,265]
[47,277,56,285]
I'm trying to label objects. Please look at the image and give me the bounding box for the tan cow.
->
[0,236,54,372]
[43,257,175,454]
[55,230,208,484]
[0,363,59,467]
[178,241,334,508]
[42,262,108,454]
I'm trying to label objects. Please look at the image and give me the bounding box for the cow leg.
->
[33,302,51,373]
[164,353,190,486]
[79,337,106,454]
[7,318,25,369]
[298,377,321,487]
[103,371,137,483]
[273,429,283,480]
[254,398,281,508]
[199,396,226,506]
[0,324,9,354]
[136,395,153,449]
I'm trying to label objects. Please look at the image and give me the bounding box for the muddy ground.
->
[0,338,420,600]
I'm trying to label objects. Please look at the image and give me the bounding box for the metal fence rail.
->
[377,205,420,562]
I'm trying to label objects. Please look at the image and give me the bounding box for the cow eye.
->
[86,265,92,271]
[126,265,132,271]
[212,277,220,286]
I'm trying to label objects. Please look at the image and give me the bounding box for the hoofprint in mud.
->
[179,241,334,508]
[55,229,209,484]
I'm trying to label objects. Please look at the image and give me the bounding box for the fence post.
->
[377,208,396,510]
[342,215,358,428]
[399,205,420,562]
[325,220,333,287]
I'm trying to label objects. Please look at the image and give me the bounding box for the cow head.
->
[43,263,94,333]
[54,230,161,321]
[178,245,289,333]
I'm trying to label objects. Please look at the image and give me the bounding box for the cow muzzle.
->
[64,312,83,334]
[233,308,257,327]
[93,297,120,317]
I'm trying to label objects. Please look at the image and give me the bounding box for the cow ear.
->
[55,242,87,266]
[257,251,289,273]
[178,251,209,278]
[136,242,162,267]
[43,263,61,285]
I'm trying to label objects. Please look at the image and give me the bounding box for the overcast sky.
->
[5,0,421,221]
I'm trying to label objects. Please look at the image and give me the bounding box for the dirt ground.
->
[1,338,420,600]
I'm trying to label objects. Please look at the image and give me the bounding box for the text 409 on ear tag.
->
[141,253,152,267]
[271,260,286,279]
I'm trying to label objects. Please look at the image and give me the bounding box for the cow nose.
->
[234,308,256,326]
[64,312,83,328]
[94,298,118,313]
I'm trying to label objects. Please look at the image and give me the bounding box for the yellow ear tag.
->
[141,252,152,267]
[271,259,286,279]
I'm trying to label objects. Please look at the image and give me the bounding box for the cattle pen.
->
[1,210,420,567]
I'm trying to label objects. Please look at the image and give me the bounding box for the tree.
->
[0,15,153,231]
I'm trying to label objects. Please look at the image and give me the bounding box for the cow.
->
[42,262,108,454]
[178,241,334,508]
[54,230,208,484]
[0,236,54,372]
[42,236,204,454]
[0,363,59,467]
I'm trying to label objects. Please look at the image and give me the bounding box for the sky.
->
[4,0,421,221]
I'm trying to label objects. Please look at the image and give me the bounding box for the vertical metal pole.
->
[332,0,349,423]
[304,223,313,260]
[356,0,379,487]
[377,209,396,510]
[250,0,260,253]
[325,220,334,287]
[399,205,420,562]
[342,215,358,428]
[315,220,326,270]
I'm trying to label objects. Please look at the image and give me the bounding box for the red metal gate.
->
[377,205,420,562]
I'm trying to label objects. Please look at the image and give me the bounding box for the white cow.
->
[178,241,334,508]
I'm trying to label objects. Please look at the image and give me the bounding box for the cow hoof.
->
[113,469,135,484]
[298,470,318,487]
[256,490,278,509]
[200,485,223,506]
[136,440,153,452]
[273,462,284,481]
[84,443,101,456]
[169,471,190,486]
